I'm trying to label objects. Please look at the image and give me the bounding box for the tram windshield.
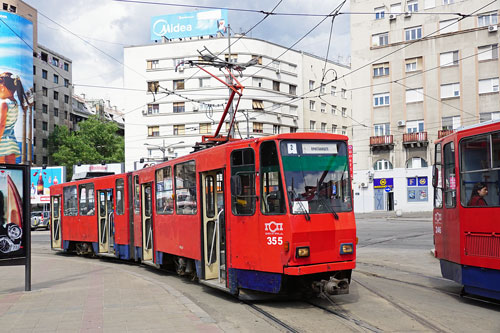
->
[280,140,352,215]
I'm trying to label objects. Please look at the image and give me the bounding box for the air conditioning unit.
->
[405,12,412,17]
[192,105,199,111]
[488,25,498,32]
[275,68,280,74]
[397,120,406,127]
[360,182,368,188]
[142,110,147,115]
[276,114,281,119]
[389,14,396,20]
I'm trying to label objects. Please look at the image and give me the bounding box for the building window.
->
[406,158,428,169]
[225,54,238,63]
[341,89,347,99]
[53,91,59,100]
[479,112,500,122]
[373,62,389,77]
[33,66,36,75]
[406,119,424,133]
[273,80,280,92]
[308,80,315,91]
[54,108,59,117]
[64,95,69,103]
[252,100,264,110]
[173,79,184,90]
[41,52,48,62]
[320,84,326,94]
[331,106,337,115]
[439,19,458,34]
[42,70,47,79]
[43,156,48,164]
[332,125,337,133]
[42,104,48,114]
[251,55,263,65]
[252,77,262,88]
[42,87,48,97]
[407,0,418,12]
[52,57,59,67]
[53,74,59,84]
[478,44,499,61]
[147,81,159,93]
[478,12,498,27]
[148,104,159,114]
[478,78,499,94]
[173,125,185,135]
[319,122,326,132]
[374,123,390,136]
[64,111,68,119]
[320,103,326,113]
[373,92,390,106]
[390,3,401,13]
[42,139,48,148]
[148,126,160,137]
[173,102,185,113]
[253,122,263,133]
[199,77,210,88]
[309,100,316,111]
[64,62,69,71]
[374,159,393,170]
[341,126,347,135]
[331,86,336,96]
[406,88,424,103]
[289,84,297,95]
[405,26,422,41]
[375,6,385,19]
[309,121,316,131]
[440,51,458,67]
[199,123,211,134]
[342,107,347,117]
[273,124,281,134]
[64,79,69,88]
[42,121,48,131]
[442,116,461,130]
[440,83,460,98]
[372,32,389,46]
[147,59,159,69]
[405,57,422,72]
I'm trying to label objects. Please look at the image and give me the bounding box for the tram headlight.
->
[296,246,310,258]
[340,243,353,254]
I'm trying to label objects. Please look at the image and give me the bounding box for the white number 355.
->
[267,236,283,245]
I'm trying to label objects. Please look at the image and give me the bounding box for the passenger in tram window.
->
[467,182,488,207]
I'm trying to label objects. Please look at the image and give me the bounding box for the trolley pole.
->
[227,24,235,138]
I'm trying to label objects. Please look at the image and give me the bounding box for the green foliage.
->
[48,116,124,181]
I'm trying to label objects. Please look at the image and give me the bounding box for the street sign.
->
[385,186,391,193]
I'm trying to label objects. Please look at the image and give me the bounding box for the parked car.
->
[31,211,50,230]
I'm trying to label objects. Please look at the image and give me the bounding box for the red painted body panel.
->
[284,260,356,275]
[433,120,500,271]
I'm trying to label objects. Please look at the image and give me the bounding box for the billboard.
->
[30,166,65,204]
[150,9,228,40]
[0,12,34,164]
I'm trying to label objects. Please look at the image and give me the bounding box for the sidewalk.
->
[0,252,221,332]
[355,210,433,220]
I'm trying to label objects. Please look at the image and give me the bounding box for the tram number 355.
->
[267,236,283,245]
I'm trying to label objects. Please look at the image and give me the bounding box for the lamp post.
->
[144,140,185,161]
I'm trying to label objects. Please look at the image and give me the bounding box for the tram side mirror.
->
[432,165,438,188]
[231,175,242,196]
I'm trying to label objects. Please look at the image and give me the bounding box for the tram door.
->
[201,170,226,281]
[51,196,62,249]
[141,183,154,262]
[97,189,114,254]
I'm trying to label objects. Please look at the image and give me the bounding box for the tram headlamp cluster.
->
[340,243,353,254]
[296,246,310,258]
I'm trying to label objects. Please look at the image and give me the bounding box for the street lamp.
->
[144,140,185,161]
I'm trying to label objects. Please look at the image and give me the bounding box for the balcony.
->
[370,135,394,150]
[438,129,454,139]
[403,132,428,147]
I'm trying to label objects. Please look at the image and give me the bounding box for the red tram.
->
[50,133,356,297]
[432,119,500,300]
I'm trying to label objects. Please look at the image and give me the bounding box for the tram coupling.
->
[312,277,349,295]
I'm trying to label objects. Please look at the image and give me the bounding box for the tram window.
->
[115,179,124,215]
[230,148,256,215]
[443,142,456,208]
[260,141,285,214]
[79,183,95,215]
[433,143,443,209]
[99,192,106,217]
[175,161,197,215]
[205,176,215,218]
[156,166,174,214]
[460,133,500,207]
[144,186,152,216]
[53,197,60,218]
[63,186,77,216]
[134,176,140,215]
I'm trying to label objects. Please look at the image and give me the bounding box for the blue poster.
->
[151,9,228,40]
[407,177,416,186]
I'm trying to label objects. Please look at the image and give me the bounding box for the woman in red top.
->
[468,182,488,206]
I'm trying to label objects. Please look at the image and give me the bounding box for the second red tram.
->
[432,119,500,300]
[50,133,356,296]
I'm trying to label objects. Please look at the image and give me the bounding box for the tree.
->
[48,116,124,181]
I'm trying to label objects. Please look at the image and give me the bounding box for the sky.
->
[24,0,350,112]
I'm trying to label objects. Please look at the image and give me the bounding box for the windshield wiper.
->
[317,195,339,220]
[289,184,310,221]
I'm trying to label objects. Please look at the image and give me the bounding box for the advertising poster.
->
[30,166,65,204]
[151,9,228,40]
[0,12,34,164]
[0,164,29,264]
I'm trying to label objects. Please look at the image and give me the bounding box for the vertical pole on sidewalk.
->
[24,164,31,291]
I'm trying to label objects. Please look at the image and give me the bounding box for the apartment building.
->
[123,36,351,171]
[351,0,499,212]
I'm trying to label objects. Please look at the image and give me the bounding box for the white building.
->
[123,36,351,171]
